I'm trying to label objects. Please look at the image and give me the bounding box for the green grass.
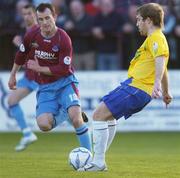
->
[0,132,180,178]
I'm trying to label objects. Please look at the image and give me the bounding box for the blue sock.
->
[76,124,92,152]
[54,109,92,151]
[9,104,31,137]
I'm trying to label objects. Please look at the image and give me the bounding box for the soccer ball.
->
[68,147,93,170]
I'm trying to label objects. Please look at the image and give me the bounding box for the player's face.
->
[22,8,36,27]
[37,8,56,34]
[136,14,147,36]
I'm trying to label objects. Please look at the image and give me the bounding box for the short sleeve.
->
[147,35,168,59]
[14,32,32,65]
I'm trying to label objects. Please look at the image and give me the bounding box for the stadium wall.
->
[0,71,180,132]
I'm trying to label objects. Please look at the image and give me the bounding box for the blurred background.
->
[0,0,180,71]
[0,0,180,132]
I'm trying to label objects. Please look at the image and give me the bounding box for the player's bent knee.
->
[93,108,108,121]
[37,122,52,131]
[37,115,53,132]
[7,96,17,107]
[93,102,112,121]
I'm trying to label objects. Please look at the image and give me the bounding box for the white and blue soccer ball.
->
[68,147,93,170]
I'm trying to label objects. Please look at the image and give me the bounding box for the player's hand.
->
[12,35,22,47]
[8,74,17,90]
[152,81,162,99]
[27,56,41,72]
[162,92,173,108]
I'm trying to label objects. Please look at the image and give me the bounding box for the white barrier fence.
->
[0,71,180,132]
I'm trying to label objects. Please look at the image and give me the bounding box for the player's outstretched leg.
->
[78,102,112,171]
[78,121,108,171]
[15,130,37,151]
[9,104,37,151]
[8,87,38,151]
[78,120,116,171]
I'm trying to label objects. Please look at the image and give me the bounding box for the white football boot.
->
[15,133,37,151]
[78,162,107,172]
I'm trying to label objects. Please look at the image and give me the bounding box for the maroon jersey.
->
[15,26,74,84]
[24,25,38,81]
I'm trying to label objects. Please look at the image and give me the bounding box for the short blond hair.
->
[137,3,164,28]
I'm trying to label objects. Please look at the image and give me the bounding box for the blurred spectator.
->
[174,0,180,18]
[162,5,177,68]
[13,3,38,48]
[92,0,124,70]
[85,0,100,16]
[51,0,68,28]
[163,5,176,35]
[159,0,176,12]
[32,0,51,6]
[174,0,180,68]
[0,0,23,70]
[63,0,95,70]
[0,0,180,70]
[114,0,162,20]
[12,0,32,55]
[114,0,138,19]
[0,0,19,35]
[14,0,30,32]
[121,4,144,68]
[174,21,180,67]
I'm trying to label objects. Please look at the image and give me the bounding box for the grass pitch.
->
[0,132,180,178]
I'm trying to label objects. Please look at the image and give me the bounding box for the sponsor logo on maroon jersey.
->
[35,50,56,60]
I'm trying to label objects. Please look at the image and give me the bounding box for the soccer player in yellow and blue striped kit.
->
[79,3,173,171]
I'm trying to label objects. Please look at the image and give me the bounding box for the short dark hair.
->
[137,3,164,28]
[36,3,55,15]
[23,4,35,12]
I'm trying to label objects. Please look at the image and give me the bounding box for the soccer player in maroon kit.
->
[8,3,91,151]
[8,4,38,152]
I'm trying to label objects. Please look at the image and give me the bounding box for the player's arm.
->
[8,63,21,90]
[8,32,31,90]
[36,66,52,75]
[152,56,166,98]
[14,32,31,66]
[12,35,23,47]
[27,56,52,75]
[161,68,168,94]
[161,68,172,106]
